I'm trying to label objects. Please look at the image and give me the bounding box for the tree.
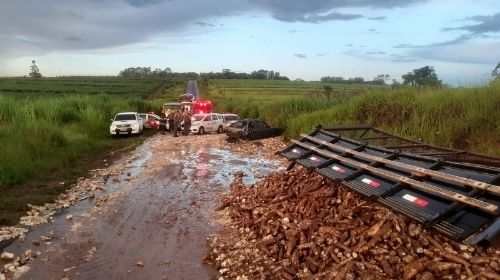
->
[323,85,333,99]
[349,77,364,84]
[492,62,500,80]
[373,74,390,85]
[29,60,42,78]
[402,66,442,87]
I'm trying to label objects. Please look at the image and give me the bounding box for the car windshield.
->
[224,115,238,121]
[192,115,204,121]
[115,114,136,121]
[164,104,181,110]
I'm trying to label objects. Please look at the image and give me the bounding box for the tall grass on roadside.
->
[202,77,499,156]
[285,82,500,156]
[0,94,159,186]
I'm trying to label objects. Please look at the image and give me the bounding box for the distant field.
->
[0,77,184,101]
[204,79,375,104]
[200,79,379,119]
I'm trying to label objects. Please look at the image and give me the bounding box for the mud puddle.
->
[2,134,283,279]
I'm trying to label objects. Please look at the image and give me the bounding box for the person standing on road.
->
[173,111,182,137]
[182,111,191,136]
[159,116,167,134]
[167,112,174,134]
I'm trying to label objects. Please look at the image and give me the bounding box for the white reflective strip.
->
[310,156,318,161]
[361,178,373,185]
[332,166,340,171]
[402,194,417,202]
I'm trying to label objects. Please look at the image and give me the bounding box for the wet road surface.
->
[4,134,283,279]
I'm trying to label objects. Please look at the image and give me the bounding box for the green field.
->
[203,78,374,103]
[200,79,378,119]
[0,77,184,225]
[202,79,500,156]
[0,77,185,99]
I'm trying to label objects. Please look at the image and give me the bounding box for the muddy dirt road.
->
[2,134,285,280]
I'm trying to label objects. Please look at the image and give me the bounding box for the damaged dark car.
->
[225,119,283,140]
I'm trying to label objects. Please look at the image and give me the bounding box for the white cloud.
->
[410,42,500,64]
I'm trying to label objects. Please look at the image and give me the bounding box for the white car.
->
[190,113,224,135]
[138,113,161,129]
[110,112,144,136]
[221,113,241,129]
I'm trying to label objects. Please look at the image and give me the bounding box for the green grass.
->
[202,78,499,156]
[0,76,186,225]
[201,79,371,119]
[204,79,373,103]
[0,76,186,101]
[285,81,500,156]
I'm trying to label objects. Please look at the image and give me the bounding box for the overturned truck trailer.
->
[280,126,500,246]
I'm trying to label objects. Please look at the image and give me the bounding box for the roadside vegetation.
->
[0,77,184,225]
[205,79,500,156]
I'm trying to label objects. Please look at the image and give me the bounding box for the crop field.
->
[202,79,499,157]
[200,79,376,119]
[0,77,184,224]
[204,79,373,104]
[0,77,189,103]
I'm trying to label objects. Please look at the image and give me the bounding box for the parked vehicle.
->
[191,98,213,115]
[110,112,144,136]
[179,93,194,102]
[190,113,224,135]
[162,102,182,117]
[225,119,283,140]
[138,113,161,129]
[221,113,240,129]
[180,98,213,115]
[158,117,168,134]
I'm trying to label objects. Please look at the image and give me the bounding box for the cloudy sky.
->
[1,0,499,84]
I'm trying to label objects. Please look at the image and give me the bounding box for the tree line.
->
[117,63,500,87]
[320,67,443,87]
[118,67,289,80]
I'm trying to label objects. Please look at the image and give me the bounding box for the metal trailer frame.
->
[280,126,500,246]
[320,125,500,167]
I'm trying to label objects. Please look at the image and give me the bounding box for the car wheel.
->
[217,125,224,134]
[199,127,205,135]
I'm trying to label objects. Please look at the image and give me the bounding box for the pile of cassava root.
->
[205,167,500,280]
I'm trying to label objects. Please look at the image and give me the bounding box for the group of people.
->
[161,109,191,137]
